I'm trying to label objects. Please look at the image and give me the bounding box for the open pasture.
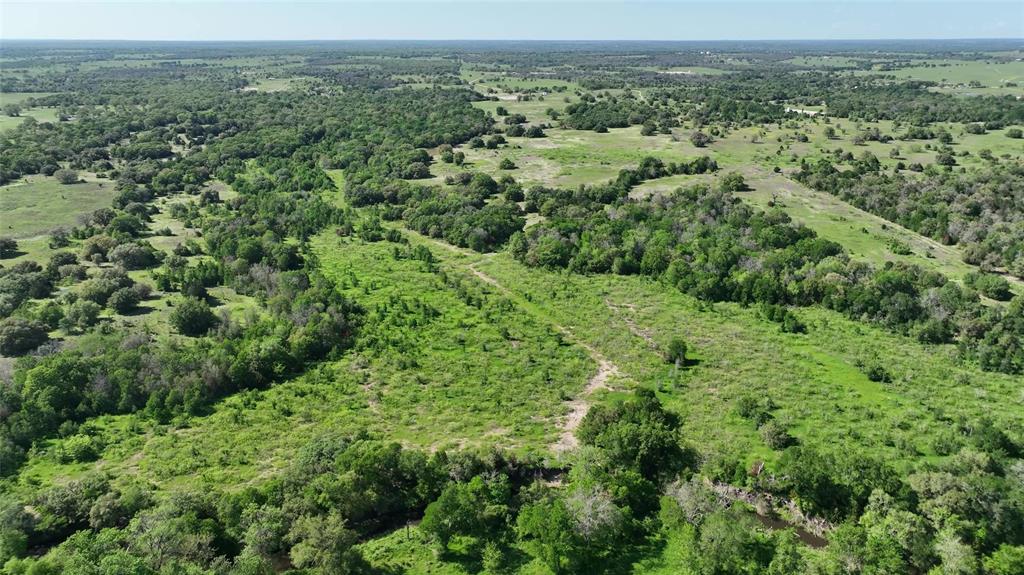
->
[0,173,115,238]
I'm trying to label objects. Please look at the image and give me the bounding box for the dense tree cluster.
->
[797,160,1024,277]
[512,162,1024,373]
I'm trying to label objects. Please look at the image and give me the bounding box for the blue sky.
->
[1,1,1021,41]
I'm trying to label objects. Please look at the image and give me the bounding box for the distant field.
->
[784,55,864,69]
[0,174,116,238]
[462,68,579,93]
[859,58,1024,96]
[0,91,57,105]
[0,106,60,131]
[0,92,61,131]
[651,66,729,75]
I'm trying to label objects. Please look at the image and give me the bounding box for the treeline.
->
[1,76,497,477]
[656,72,1024,125]
[6,388,1022,574]
[796,159,1024,278]
[509,164,1024,374]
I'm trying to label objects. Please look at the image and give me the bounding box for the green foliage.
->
[577,388,687,482]
[169,297,218,336]
[0,317,48,355]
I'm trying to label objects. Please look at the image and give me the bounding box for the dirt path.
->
[552,346,618,452]
[457,252,623,453]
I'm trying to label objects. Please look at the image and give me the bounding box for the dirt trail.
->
[406,232,625,452]
[461,258,622,453]
[552,347,618,452]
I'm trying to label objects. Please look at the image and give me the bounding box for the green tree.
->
[108,287,141,314]
[0,317,49,355]
[170,297,218,336]
[665,337,688,366]
[54,169,79,185]
[62,300,102,333]
[287,512,363,574]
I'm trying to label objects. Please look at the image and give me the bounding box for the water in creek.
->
[753,513,828,548]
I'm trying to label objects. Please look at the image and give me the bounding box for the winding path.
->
[415,234,623,453]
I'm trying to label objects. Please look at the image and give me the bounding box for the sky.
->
[1,1,1022,42]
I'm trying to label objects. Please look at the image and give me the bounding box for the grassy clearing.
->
[736,168,999,286]
[424,125,704,188]
[462,68,579,93]
[465,251,1024,474]
[857,58,1024,95]
[0,173,116,238]
[0,107,60,131]
[0,92,57,105]
[9,230,593,497]
[648,66,729,76]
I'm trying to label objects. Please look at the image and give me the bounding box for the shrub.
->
[62,300,102,332]
[759,420,796,450]
[665,337,688,366]
[108,287,141,314]
[690,131,712,147]
[54,169,79,184]
[170,297,218,336]
[0,238,17,259]
[0,317,49,355]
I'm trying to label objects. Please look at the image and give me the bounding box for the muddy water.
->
[753,513,828,548]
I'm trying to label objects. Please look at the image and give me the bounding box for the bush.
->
[690,131,712,147]
[966,272,1012,301]
[108,243,158,270]
[170,297,218,336]
[759,420,796,450]
[108,287,141,314]
[0,317,49,355]
[54,169,79,184]
[62,300,102,332]
[0,238,17,259]
[1006,128,1023,139]
[55,434,102,463]
[665,337,688,366]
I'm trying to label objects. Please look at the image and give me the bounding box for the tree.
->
[0,317,49,355]
[287,512,363,574]
[690,131,712,147]
[62,300,102,333]
[516,497,580,574]
[665,337,687,367]
[421,475,511,552]
[576,388,685,481]
[719,172,747,192]
[54,169,80,185]
[0,237,17,259]
[2,103,21,117]
[108,287,141,314]
[499,158,516,170]
[170,297,218,336]
[984,545,1024,575]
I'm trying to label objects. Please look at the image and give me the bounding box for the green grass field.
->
[0,174,116,238]
[9,228,593,497]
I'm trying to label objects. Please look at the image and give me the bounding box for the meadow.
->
[0,173,115,238]
[2,41,1023,575]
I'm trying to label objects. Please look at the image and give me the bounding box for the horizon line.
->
[3,37,1022,43]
